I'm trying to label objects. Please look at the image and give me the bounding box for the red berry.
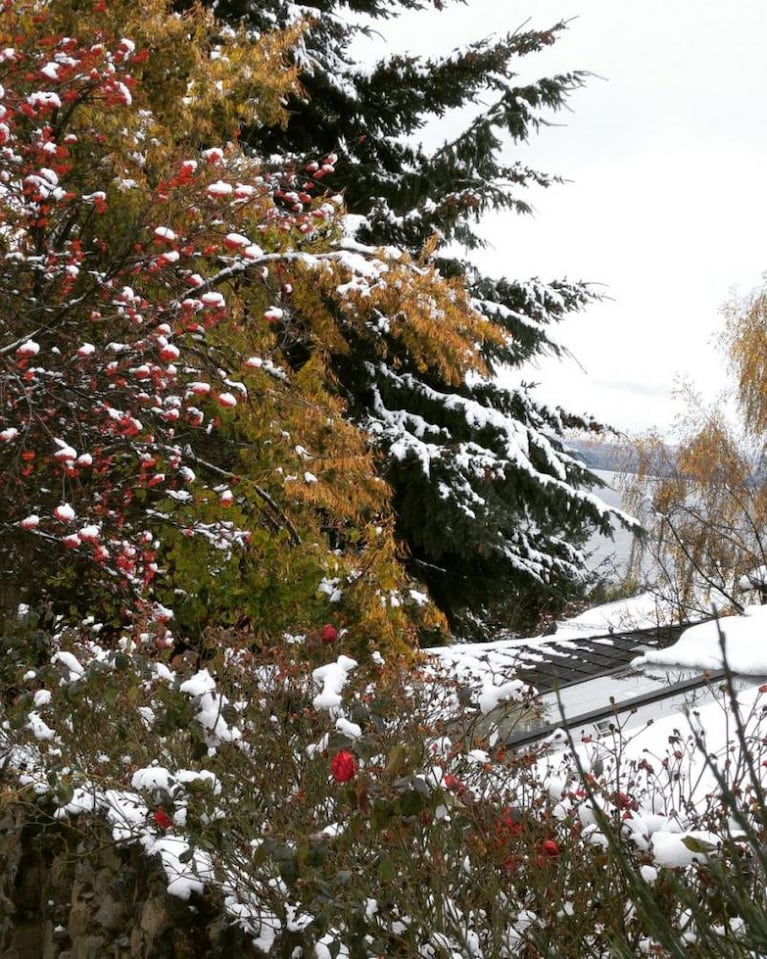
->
[330,750,356,783]
[444,774,465,794]
[495,807,523,840]
[153,809,173,831]
[541,838,559,858]
[321,624,337,644]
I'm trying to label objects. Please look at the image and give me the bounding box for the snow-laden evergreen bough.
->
[196,0,637,636]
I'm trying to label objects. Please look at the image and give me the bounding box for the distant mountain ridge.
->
[567,438,675,476]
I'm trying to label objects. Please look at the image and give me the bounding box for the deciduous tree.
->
[202,0,627,637]
[0,0,457,654]
[625,286,767,620]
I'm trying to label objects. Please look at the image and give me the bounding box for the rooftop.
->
[429,602,767,751]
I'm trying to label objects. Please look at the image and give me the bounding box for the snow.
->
[318,577,343,603]
[224,231,250,247]
[634,605,767,674]
[16,339,40,356]
[28,91,62,109]
[1,11,766,944]
[132,766,177,794]
[430,596,767,883]
[335,716,362,739]
[201,291,225,308]
[179,670,241,745]
[151,837,214,900]
[426,593,767,862]
[26,711,55,741]
[206,179,232,196]
[216,391,237,408]
[312,655,357,711]
[178,670,214,696]
[51,650,84,679]
[427,591,681,688]
[40,62,60,81]
[554,593,678,640]
[477,678,527,716]
[8,591,767,950]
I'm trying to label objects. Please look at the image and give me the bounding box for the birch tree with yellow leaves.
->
[625,285,767,620]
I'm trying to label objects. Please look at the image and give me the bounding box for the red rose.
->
[615,791,636,811]
[330,750,357,783]
[321,623,338,644]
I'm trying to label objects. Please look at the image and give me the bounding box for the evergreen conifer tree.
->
[201,0,630,637]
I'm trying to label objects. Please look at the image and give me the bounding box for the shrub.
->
[5,620,767,956]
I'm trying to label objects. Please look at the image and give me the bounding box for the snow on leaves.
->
[0,0,450,656]
[11,610,767,955]
[0,3,298,617]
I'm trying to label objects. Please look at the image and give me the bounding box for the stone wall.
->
[0,802,261,959]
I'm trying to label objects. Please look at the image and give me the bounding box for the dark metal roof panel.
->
[510,623,690,692]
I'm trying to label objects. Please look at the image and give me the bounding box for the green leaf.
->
[371,798,393,832]
[279,857,298,888]
[306,841,326,868]
[251,842,268,868]
[681,836,715,855]
[385,745,408,777]
[377,857,396,883]
[63,682,82,702]
[56,780,74,805]
[220,703,239,725]
[398,788,424,817]
[178,846,194,864]
[412,776,431,798]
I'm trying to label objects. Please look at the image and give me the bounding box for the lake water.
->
[585,470,642,581]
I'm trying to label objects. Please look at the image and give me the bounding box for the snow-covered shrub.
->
[5,617,767,957]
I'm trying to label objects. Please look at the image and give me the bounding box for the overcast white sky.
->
[360,1,767,437]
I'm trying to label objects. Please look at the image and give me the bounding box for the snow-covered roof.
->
[428,594,767,750]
